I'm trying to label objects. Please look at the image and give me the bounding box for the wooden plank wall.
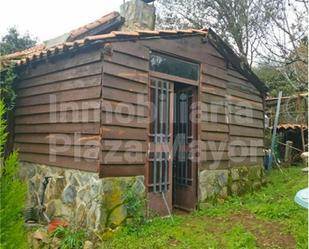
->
[14,49,103,172]
[100,36,226,176]
[196,38,264,169]
[201,60,264,169]
[200,51,230,170]
[100,42,149,177]
[126,36,264,171]
[226,64,264,166]
[13,35,264,176]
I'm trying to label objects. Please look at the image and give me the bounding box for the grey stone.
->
[252,181,262,190]
[19,162,146,231]
[69,174,80,187]
[46,200,56,216]
[102,179,114,193]
[62,185,77,204]
[46,199,62,217]
[199,169,229,201]
[217,172,228,187]
[32,229,49,243]
[76,203,87,227]
[230,169,240,181]
[231,182,240,195]
[77,186,91,205]
[61,205,74,220]
[132,178,145,196]
[20,163,36,180]
[83,241,94,249]
[45,176,66,200]
[219,186,228,198]
[50,237,62,249]
[87,204,98,230]
[79,174,92,186]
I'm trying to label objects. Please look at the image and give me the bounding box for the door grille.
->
[174,89,193,186]
[149,79,171,193]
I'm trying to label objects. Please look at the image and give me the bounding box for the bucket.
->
[48,220,69,233]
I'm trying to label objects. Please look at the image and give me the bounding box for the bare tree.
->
[256,0,308,92]
[156,0,308,94]
[156,0,280,66]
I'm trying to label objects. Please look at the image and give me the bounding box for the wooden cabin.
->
[8,3,267,218]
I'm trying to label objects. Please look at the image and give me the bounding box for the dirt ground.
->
[203,210,296,249]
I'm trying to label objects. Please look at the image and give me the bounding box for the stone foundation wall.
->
[19,162,145,231]
[199,165,265,202]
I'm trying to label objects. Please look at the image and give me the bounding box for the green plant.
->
[224,224,257,249]
[52,226,86,249]
[0,99,7,160]
[0,66,17,111]
[102,180,146,231]
[0,26,37,56]
[123,181,145,230]
[0,99,28,249]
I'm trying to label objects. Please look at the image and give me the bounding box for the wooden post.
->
[296,94,306,152]
[268,91,282,173]
[300,124,306,152]
[284,140,293,165]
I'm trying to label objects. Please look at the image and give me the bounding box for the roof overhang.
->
[207,28,268,96]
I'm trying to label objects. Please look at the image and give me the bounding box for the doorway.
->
[147,78,197,215]
[173,83,198,211]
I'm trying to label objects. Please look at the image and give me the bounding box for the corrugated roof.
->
[277,124,308,130]
[267,92,309,100]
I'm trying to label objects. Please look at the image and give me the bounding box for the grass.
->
[99,166,308,249]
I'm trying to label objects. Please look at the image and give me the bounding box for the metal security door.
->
[147,78,174,215]
[173,86,197,211]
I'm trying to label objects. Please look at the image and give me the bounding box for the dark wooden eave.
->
[67,15,125,41]
[207,28,268,96]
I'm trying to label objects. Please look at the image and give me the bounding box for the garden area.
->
[0,97,307,248]
[100,166,307,249]
[0,1,308,248]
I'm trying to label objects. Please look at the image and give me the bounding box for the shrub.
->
[123,182,145,231]
[0,99,28,249]
[52,226,86,249]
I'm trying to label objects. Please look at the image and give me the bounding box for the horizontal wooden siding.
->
[100,42,149,177]
[14,49,103,172]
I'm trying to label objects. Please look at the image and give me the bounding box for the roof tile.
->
[13,28,208,66]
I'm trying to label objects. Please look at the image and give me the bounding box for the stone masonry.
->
[199,165,265,202]
[19,162,145,231]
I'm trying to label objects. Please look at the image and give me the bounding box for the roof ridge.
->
[67,11,121,41]
[10,29,208,66]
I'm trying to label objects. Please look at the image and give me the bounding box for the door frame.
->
[146,76,174,215]
[146,71,199,215]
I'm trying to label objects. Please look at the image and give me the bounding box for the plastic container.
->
[47,220,69,233]
[294,188,308,209]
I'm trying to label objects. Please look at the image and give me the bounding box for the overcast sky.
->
[0,0,123,42]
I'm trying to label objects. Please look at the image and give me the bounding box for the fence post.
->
[284,140,293,165]
[268,91,282,173]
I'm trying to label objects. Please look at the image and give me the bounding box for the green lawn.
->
[100,167,308,249]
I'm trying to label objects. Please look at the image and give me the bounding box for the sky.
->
[0,0,123,42]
